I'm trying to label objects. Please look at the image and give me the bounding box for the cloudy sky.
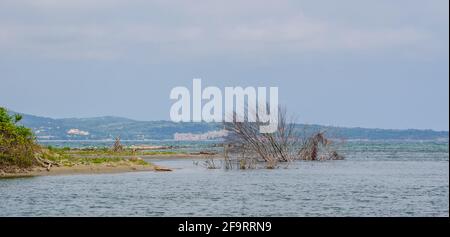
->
[0,0,448,130]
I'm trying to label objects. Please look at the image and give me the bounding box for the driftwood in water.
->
[154,167,173,172]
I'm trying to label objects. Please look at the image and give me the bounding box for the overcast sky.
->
[0,0,448,130]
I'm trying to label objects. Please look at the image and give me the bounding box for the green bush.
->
[0,107,37,168]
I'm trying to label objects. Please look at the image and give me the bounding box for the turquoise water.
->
[0,141,448,216]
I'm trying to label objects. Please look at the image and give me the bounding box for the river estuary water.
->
[0,141,448,216]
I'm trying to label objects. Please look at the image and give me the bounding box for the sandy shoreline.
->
[0,163,173,178]
[0,153,217,178]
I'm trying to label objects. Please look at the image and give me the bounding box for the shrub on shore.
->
[0,107,38,168]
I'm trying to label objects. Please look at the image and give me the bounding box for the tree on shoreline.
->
[1,107,63,171]
[0,107,37,168]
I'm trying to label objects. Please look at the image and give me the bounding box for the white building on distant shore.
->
[67,128,90,136]
[174,130,228,141]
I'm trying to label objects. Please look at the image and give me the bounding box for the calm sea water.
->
[0,141,448,216]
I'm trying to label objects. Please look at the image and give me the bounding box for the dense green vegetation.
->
[0,107,37,168]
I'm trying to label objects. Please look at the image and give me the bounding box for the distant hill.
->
[12,111,449,141]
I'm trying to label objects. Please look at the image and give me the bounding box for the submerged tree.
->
[223,105,344,169]
[224,106,299,168]
[298,132,344,161]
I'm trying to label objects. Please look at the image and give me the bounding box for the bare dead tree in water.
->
[223,105,344,169]
[224,106,301,169]
[298,132,343,160]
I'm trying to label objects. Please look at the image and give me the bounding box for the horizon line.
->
[8,108,449,133]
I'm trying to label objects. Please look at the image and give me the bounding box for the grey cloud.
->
[0,0,447,61]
